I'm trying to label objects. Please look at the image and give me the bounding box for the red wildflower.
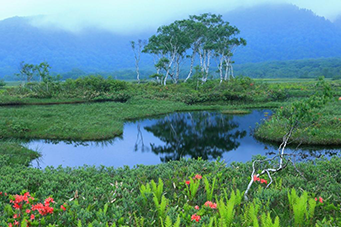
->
[26,209,31,214]
[8,223,13,227]
[13,203,22,210]
[204,201,217,209]
[194,205,199,210]
[315,197,323,203]
[44,197,55,206]
[194,174,202,180]
[253,175,260,182]
[61,204,66,211]
[185,181,190,185]
[30,214,35,220]
[13,214,18,219]
[339,97,341,101]
[191,214,201,222]
[204,201,213,207]
[14,220,19,226]
[260,179,267,184]
[32,203,54,216]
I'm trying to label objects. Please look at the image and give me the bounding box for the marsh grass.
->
[255,100,341,145]
[221,109,251,114]
[0,141,40,165]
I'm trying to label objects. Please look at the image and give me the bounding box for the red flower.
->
[204,201,213,207]
[194,174,202,180]
[191,214,201,222]
[194,205,199,210]
[315,197,323,203]
[8,223,13,227]
[260,179,267,184]
[61,204,66,211]
[26,209,31,214]
[204,201,217,209]
[185,181,190,185]
[13,203,22,210]
[14,221,19,226]
[44,197,55,206]
[339,97,341,101]
[253,175,260,182]
[30,214,35,220]
[13,214,18,219]
[32,203,54,216]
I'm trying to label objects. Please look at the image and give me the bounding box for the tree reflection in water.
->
[144,111,247,162]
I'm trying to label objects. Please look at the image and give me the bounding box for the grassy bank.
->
[255,100,341,145]
[0,98,225,141]
[0,157,340,226]
[0,141,40,165]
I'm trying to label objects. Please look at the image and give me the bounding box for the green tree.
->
[144,13,246,84]
[0,79,6,88]
[16,61,36,83]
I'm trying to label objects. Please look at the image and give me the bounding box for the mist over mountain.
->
[334,16,341,29]
[1,3,341,79]
[226,4,341,63]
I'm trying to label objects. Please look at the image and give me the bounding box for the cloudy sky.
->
[1,0,341,33]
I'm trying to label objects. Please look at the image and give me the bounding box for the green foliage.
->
[160,216,181,227]
[216,190,240,226]
[255,78,341,145]
[0,141,39,165]
[288,188,317,226]
[260,212,280,227]
[203,176,216,201]
[150,178,164,204]
[186,178,201,201]
[0,79,6,88]
[0,158,341,226]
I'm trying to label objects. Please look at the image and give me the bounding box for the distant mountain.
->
[0,17,152,77]
[224,4,341,63]
[334,16,341,29]
[1,4,341,78]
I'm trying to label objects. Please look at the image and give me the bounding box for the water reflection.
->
[25,110,340,168]
[145,112,246,162]
[264,143,340,161]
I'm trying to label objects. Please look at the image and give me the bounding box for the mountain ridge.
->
[1,4,341,78]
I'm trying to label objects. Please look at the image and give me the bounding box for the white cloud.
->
[1,0,340,33]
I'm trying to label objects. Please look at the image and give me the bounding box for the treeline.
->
[234,58,341,79]
[61,58,341,81]
[4,58,341,82]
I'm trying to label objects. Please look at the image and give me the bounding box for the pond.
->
[28,110,339,168]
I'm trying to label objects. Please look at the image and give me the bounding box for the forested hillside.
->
[1,4,341,79]
[234,58,341,79]
[226,4,341,63]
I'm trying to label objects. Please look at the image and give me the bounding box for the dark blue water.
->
[28,110,339,168]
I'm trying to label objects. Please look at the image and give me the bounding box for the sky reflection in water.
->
[28,110,339,168]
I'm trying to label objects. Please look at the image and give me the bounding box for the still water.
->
[28,110,339,168]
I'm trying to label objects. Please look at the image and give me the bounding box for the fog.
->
[1,0,341,33]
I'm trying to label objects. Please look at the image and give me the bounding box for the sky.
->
[1,0,341,34]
